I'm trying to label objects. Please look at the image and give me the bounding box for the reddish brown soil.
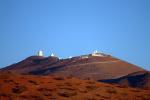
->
[0,73,150,100]
[1,55,144,80]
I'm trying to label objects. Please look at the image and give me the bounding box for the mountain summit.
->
[1,51,145,81]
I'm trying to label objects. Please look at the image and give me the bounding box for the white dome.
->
[37,50,44,56]
[51,53,55,57]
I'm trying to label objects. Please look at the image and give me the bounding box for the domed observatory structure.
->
[51,53,55,57]
[37,50,44,56]
[91,50,104,57]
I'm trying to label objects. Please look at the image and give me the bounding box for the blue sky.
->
[0,0,150,70]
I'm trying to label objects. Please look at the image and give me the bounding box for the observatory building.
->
[37,50,44,56]
[51,53,55,57]
[91,50,104,57]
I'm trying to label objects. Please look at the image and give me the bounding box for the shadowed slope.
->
[1,56,59,73]
[99,71,150,88]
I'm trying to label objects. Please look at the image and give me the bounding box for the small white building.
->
[91,50,104,57]
[51,53,55,57]
[81,55,89,59]
[37,50,44,56]
[69,56,72,59]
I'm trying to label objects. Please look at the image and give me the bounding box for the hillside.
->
[1,53,145,80]
[0,72,150,100]
[99,71,150,88]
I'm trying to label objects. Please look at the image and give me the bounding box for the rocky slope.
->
[0,72,150,100]
[99,71,150,88]
[1,53,145,80]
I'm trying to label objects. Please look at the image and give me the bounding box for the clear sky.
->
[0,0,150,70]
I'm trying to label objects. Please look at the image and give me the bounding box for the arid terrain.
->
[0,53,150,100]
[1,54,144,80]
[99,71,150,88]
[0,72,150,100]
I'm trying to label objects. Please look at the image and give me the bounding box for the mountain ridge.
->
[1,53,145,80]
[99,71,150,88]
